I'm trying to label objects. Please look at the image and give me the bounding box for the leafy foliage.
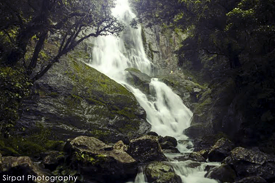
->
[0,67,32,134]
[0,0,124,136]
[0,0,123,80]
[132,0,275,70]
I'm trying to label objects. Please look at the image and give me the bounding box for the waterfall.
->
[90,0,192,142]
[88,0,219,182]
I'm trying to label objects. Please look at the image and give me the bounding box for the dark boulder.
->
[159,136,178,148]
[163,148,180,154]
[42,151,65,171]
[65,136,137,182]
[234,176,267,183]
[147,131,159,136]
[174,152,206,162]
[145,161,182,183]
[0,156,50,183]
[208,137,235,162]
[127,135,167,163]
[224,147,275,182]
[206,164,236,182]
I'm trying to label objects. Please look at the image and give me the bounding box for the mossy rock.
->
[145,161,182,183]
[19,56,150,143]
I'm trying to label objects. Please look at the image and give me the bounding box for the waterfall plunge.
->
[89,0,192,144]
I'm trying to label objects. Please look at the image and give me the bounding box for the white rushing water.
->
[88,0,219,182]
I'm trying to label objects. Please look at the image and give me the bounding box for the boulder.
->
[147,131,159,136]
[0,156,50,183]
[197,149,209,159]
[65,136,137,182]
[41,151,65,171]
[127,135,167,163]
[206,164,236,182]
[189,152,206,162]
[113,140,128,151]
[18,59,150,143]
[208,137,235,162]
[234,176,267,183]
[159,136,178,148]
[162,148,180,154]
[145,162,182,183]
[224,147,275,182]
[185,162,201,169]
[174,152,206,162]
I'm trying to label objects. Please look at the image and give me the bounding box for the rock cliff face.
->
[142,25,186,75]
[18,52,150,143]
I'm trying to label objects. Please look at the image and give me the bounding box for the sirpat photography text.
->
[2,175,78,182]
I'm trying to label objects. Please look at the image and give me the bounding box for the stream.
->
[88,0,219,182]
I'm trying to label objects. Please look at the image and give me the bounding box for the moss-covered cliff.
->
[18,53,150,143]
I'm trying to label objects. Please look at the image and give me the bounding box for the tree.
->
[0,0,123,81]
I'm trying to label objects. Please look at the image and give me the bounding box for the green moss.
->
[194,97,212,115]
[75,151,107,165]
[141,26,147,51]
[89,129,111,140]
[0,123,64,156]
[48,92,59,97]
[148,42,154,60]
[116,108,136,119]
[125,68,141,73]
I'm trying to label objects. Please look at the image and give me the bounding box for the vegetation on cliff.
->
[132,0,275,152]
[0,0,124,137]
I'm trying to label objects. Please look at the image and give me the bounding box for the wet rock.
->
[159,136,180,153]
[127,135,167,163]
[159,136,177,148]
[178,140,193,149]
[42,151,65,171]
[0,156,50,183]
[162,148,180,154]
[234,176,267,183]
[126,68,151,94]
[65,136,137,182]
[206,164,236,182]
[197,149,209,159]
[204,165,217,173]
[189,152,206,162]
[208,137,235,162]
[174,154,189,162]
[145,162,182,183]
[224,147,275,182]
[113,140,128,152]
[160,141,175,150]
[186,162,201,169]
[147,131,159,136]
[174,152,206,162]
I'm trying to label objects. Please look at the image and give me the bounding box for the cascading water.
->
[88,0,219,182]
[91,0,192,143]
